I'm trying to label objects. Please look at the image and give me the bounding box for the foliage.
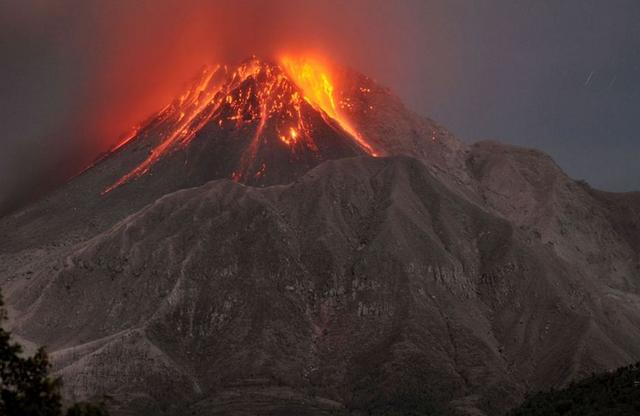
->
[65,402,110,416]
[348,363,449,416]
[363,391,448,416]
[0,289,109,416]
[508,363,640,416]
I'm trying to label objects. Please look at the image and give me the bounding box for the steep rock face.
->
[5,156,640,416]
[467,141,640,381]
[467,141,638,290]
[587,188,640,261]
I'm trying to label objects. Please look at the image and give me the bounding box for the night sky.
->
[1,0,639,214]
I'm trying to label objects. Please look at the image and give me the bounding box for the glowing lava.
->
[102,57,378,193]
[280,56,378,156]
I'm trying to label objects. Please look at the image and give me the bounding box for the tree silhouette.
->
[509,362,640,415]
[0,289,107,416]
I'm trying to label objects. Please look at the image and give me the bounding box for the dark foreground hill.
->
[509,362,640,416]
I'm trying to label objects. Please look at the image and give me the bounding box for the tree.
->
[66,402,109,416]
[0,289,108,416]
[508,362,640,415]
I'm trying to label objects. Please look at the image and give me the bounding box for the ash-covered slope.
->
[5,156,640,415]
[468,141,640,298]
[0,157,577,414]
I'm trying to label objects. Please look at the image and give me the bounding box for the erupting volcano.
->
[100,57,381,194]
[3,45,640,416]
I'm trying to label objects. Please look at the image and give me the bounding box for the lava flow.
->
[102,56,379,194]
[281,57,378,156]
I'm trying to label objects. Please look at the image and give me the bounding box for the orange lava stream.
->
[232,99,268,182]
[280,56,378,156]
[111,126,141,152]
[102,56,376,193]
[103,66,221,194]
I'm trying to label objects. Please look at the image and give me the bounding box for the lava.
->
[103,65,223,193]
[102,56,378,193]
[111,125,141,152]
[280,56,378,156]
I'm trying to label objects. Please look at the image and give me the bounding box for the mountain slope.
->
[3,155,638,415]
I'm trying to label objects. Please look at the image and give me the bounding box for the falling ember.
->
[279,127,299,146]
[102,56,378,193]
[254,163,267,179]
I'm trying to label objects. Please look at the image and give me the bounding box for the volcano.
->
[101,57,378,195]
[1,57,639,416]
[0,56,463,253]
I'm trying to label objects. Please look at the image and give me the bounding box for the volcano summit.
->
[1,57,639,416]
[101,57,379,194]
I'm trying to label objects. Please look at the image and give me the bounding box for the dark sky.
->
[1,0,639,214]
[403,1,640,193]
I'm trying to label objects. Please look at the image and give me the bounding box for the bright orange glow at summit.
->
[280,56,378,156]
[101,56,379,193]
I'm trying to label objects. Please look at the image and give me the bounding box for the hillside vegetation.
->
[509,363,640,416]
